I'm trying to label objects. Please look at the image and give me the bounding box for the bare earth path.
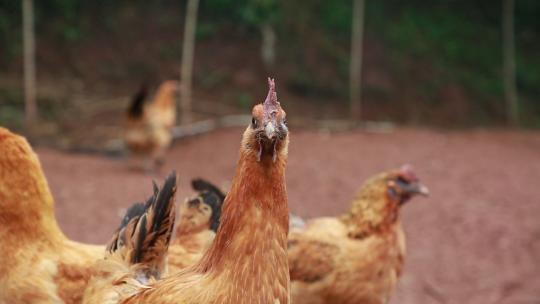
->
[36,128,540,304]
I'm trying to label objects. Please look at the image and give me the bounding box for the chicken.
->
[0,127,222,304]
[83,77,291,304]
[288,165,429,304]
[124,80,180,170]
[83,173,177,303]
[0,127,104,304]
[168,179,225,272]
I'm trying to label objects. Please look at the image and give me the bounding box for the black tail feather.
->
[106,171,177,280]
[127,84,148,118]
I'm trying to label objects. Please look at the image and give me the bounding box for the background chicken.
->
[0,127,104,304]
[84,173,177,303]
[288,165,429,304]
[83,78,291,304]
[168,178,225,272]
[124,80,180,170]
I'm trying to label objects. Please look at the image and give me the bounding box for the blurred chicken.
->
[83,77,291,304]
[0,127,221,304]
[0,127,103,304]
[288,165,429,304]
[168,178,225,272]
[124,80,180,170]
[84,173,177,303]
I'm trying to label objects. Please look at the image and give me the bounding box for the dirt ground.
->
[36,127,540,304]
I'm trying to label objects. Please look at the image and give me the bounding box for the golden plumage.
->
[124,80,180,170]
[0,128,211,304]
[288,168,428,304]
[0,127,104,304]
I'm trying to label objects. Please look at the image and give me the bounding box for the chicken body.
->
[0,127,103,304]
[124,81,179,170]
[289,217,405,304]
[0,128,220,304]
[83,78,291,304]
[288,168,428,304]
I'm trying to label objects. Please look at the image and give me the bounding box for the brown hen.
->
[124,80,180,170]
[83,78,291,304]
[0,127,103,304]
[0,128,222,304]
[288,165,429,304]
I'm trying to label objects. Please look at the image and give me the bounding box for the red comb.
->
[263,77,279,118]
[398,164,418,182]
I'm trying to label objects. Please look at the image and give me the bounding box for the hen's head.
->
[159,80,181,93]
[155,80,182,105]
[384,164,429,205]
[243,78,289,162]
[178,191,222,233]
[345,165,429,238]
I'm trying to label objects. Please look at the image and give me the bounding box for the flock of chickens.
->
[0,78,429,304]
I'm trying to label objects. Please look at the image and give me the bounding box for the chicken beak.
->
[264,121,277,140]
[395,180,430,197]
[416,184,430,196]
[407,183,429,197]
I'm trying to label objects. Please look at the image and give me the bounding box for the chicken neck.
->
[194,148,290,303]
[340,178,399,239]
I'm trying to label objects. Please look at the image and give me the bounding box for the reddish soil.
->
[37,127,540,304]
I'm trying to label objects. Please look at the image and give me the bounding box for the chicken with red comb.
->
[83,78,291,304]
[288,165,428,304]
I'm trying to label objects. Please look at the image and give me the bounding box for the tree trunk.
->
[261,22,276,71]
[22,0,37,126]
[349,0,365,122]
[502,0,519,125]
[180,0,200,125]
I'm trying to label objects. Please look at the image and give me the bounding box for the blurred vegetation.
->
[0,0,539,127]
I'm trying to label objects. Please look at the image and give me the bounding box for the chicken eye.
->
[396,176,409,185]
[251,117,258,128]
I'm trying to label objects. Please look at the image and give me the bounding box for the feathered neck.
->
[194,138,290,303]
[0,129,65,243]
[152,85,175,109]
[340,176,400,239]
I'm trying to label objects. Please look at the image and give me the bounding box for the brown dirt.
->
[37,127,540,304]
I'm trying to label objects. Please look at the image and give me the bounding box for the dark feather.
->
[127,84,148,118]
[191,178,226,202]
[105,171,177,280]
[191,178,225,232]
[133,215,147,264]
[120,202,146,231]
[201,192,223,232]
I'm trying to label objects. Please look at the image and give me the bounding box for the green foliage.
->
[0,1,21,61]
[1,0,539,125]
